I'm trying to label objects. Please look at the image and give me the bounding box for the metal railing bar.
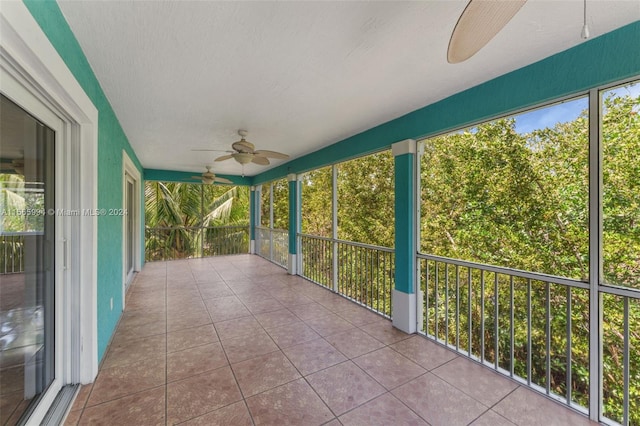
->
[598,284,640,300]
[299,233,394,253]
[435,261,439,341]
[481,269,485,363]
[425,260,430,335]
[468,267,472,359]
[417,252,588,289]
[456,265,460,351]
[494,272,499,370]
[445,263,450,344]
[623,297,629,426]
[527,278,532,386]
[545,282,551,395]
[566,286,573,405]
[510,275,515,377]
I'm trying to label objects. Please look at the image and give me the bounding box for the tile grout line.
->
[207,267,257,426]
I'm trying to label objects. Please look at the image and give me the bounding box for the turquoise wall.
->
[144,168,251,186]
[288,179,298,254]
[24,0,144,362]
[394,153,415,294]
[253,21,640,184]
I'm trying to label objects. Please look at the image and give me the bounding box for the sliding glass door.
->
[0,94,56,425]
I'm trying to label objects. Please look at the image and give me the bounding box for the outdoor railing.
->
[1,233,25,274]
[145,225,249,261]
[417,253,639,425]
[299,233,394,318]
[255,226,288,269]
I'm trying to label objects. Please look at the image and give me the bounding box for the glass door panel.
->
[0,94,55,424]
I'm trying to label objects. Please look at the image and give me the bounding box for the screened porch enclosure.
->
[142,78,639,426]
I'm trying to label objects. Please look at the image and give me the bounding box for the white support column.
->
[250,185,260,254]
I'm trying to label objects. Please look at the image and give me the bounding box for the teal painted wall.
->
[394,153,415,294]
[249,188,256,241]
[253,21,640,185]
[24,0,144,362]
[144,168,251,185]
[288,180,298,254]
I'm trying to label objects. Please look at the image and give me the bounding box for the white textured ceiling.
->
[57,0,639,177]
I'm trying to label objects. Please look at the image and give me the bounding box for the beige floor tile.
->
[392,373,487,426]
[101,334,166,369]
[197,282,235,299]
[167,342,228,382]
[266,321,320,349]
[339,393,428,426]
[470,409,517,426]
[288,302,333,321]
[166,366,242,424]
[283,338,347,376]
[493,387,595,426]
[205,296,251,322]
[180,401,253,425]
[79,386,165,426]
[353,347,426,390]
[214,316,263,341]
[306,361,386,416]
[167,323,218,353]
[390,335,457,370]
[232,351,301,398]
[325,328,385,359]
[221,330,279,364]
[335,306,387,327]
[87,357,166,406]
[246,379,334,425]
[360,321,411,345]
[241,297,285,314]
[254,308,300,330]
[432,356,518,406]
[305,312,356,337]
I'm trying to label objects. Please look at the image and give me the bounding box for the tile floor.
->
[63,255,595,426]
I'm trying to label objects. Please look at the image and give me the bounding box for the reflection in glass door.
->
[0,95,55,424]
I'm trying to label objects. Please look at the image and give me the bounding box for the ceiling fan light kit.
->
[214,130,290,167]
[233,152,254,165]
[191,166,232,185]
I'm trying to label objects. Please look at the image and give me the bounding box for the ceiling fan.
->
[214,130,289,166]
[191,166,232,185]
[447,0,527,64]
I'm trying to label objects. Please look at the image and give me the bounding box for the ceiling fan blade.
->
[191,176,204,180]
[214,177,233,184]
[215,154,234,162]
[447,0,527,64]
[252,156,270,166]
[254,150,289,159]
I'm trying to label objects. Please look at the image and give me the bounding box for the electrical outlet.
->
[110,297,113,310]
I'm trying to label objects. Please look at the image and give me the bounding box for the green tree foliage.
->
[272,178,289,231]
[338,150,394,247]
[419,90,639,424]
[144,181,249,260]
[301,166,333,237]
[421,113,589,280]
